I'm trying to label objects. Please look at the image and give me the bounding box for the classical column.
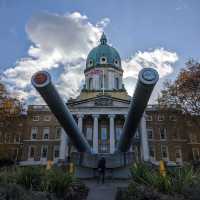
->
[124,114,128,120]
[92,114,99,154]
[139,113,149,161]
[59,128,68,160]
[77,114,84,133]
[109,114,115,154]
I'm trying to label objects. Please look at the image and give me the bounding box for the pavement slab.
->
[83,179,130,200]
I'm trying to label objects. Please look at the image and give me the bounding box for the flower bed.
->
[0,166,89,200]
[116,163,200,200]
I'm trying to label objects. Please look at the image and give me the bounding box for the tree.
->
[0,81,24,161]
[158,59,200,129]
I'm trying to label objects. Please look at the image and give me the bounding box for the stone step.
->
[71,152,135,168]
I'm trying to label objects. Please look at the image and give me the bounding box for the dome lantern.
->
[100,32,107,45]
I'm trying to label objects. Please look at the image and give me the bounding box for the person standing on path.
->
[97,157,106,184]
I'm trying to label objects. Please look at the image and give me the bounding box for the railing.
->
[98,142,110,153]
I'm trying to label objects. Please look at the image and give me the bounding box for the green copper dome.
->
[86,33,121,69]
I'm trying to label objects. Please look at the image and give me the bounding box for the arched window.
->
[99,74,107,90]
[88,78,93,90]
[99,74,103,89]
[114,77,119,89]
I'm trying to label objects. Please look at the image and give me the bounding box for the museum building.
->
[1,34,199,166]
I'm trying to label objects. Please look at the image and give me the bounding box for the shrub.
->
[130,163,173,193]
[43,167,74,197]
[15,166,45,190]
[130,163,200,196]
[130,163,155,185]
[170,166,200,193]
[0,166,89,200]
[0,169,16,184]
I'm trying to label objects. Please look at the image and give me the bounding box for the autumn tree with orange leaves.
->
[158,59,200,128]
[0,81,24,160]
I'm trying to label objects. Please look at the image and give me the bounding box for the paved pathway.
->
[83,179,130,200]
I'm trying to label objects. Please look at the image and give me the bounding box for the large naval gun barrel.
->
[31,71,91,153]
[118,68,159,152]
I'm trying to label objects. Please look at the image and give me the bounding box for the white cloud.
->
[122,48,178,102]
[2,11,178,105]
[96,18,111,28]
[123,48,178,79]
[2,11,108,103]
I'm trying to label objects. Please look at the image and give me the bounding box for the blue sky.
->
[0,0,199,103]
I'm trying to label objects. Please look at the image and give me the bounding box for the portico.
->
[76,113,127,154]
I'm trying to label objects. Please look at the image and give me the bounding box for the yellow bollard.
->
[69,162,74,175]
[159,160,166,177]
[46,160,53,170]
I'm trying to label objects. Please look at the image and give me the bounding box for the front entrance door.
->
[99,127,109,153]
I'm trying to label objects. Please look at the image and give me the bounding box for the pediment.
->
[67,95,130,108]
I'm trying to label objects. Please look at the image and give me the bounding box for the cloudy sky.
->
[0,0,199,104]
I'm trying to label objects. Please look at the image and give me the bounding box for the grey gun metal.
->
[31,71,91,153]
[117,68,159,152]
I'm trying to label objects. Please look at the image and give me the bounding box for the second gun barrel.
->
[117,68,159,152]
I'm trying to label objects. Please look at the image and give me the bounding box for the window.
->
[88,78,93,90]
[158,115,164,121]
[161,145,169,160]
[169,115,176,121]
[55,127,62,139]
[147,129,153,139]
[101,127,107,141]
[160,127,167,140]
[114,59,119,67]
[29,146,35,159]
[114,77,119,89]
[43,127,49,140]
[189,133,197,143]
[41,145,48,159]
[99,74,103,89]
[53,145,60,159]
[44,115,51,121]
[175,147,182,162]
[172,131,180,140]
[5,134,11,144]
[32,116,39,121]
[116,127,122,141]
[145,115,153,121]
[0,131,3,143]
[18,123,23,127]
[149,145,156,160]
[192,148,200,160]
[88,59,93,67]
[100,56,107,64]
[14,135,20,143]
[86,127,93,140]
[31,127,37,140]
